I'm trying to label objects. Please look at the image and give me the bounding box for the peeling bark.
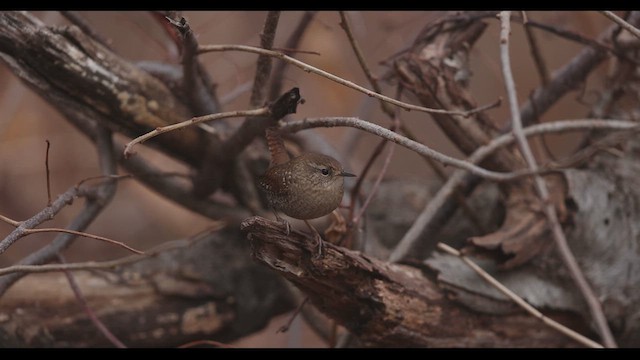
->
[242,216,588,347]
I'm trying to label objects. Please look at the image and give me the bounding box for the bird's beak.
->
[340,171,356,177]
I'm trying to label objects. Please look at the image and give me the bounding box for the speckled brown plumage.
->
[259,152,354,220]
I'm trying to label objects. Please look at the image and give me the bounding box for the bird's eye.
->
[321,168,330,176]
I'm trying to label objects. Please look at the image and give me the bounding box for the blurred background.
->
[0,11,613,347]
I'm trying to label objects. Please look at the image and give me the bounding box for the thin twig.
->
[45,139,52,206]
[522,14,550,86]
[0,214,21,227]
[1,210,141,255]
[436,243,603,349]
[0,188,80,255]
[75,174,132,189]
[58,254,127,348]
[122,108,269,158]
[339,11,394,118]
[277,297,310,333]
[338,13,488,236]
[25,228,142,255]
[601,11,640,40]
[339,13,485,230]
[198,44,497,118]
[249,11,280,108]
[165,15,220,115]
[347,138,388,224]
[268,11,316,100]
[0,126,118,296]
[499,11,616,348]
[516,11,640,129]
[0,235,207,276]
[353,122,397,223]
[523,20,617,56]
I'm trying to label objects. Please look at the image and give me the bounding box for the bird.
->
[258,128,355,258]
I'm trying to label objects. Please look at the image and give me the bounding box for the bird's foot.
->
[304,220,324,259]
[274,213,291,236]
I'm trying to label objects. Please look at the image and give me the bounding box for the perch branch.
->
[241,216,586,347]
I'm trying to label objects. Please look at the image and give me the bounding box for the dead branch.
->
[241,216,587,347]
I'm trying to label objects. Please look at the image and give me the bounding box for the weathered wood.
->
[0,228,294,347]
[242,216,588,347]
[0,11,208,166]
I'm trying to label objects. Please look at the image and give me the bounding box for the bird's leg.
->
[303,220,324,259]
[273,211,290,235]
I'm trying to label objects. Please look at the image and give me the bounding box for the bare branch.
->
[0,126,117,296]
[249,11,280,108]
[522,14,550,86]
[268,11,316,100]
[339,11,394,118]
[0,214,20,227]
[517,11,640,128]
[280,117,525,182]
[0,186,81,255]
[388,118,638,262]
[242,216,585,347]
[117,145,250,222]
[0,234,211,276]
[165,15,221,116]
[499,11,616,348]
[123,108,269,158]
[198,44,497,118]
[59,254,127,348]
[601,11,640,40]
[45,139,52,206]
[436,243,603,349]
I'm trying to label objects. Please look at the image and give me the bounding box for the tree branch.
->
[241,216,586,347]
[0,126,117,296]
[198,44,497,118]
[499,11,616,347]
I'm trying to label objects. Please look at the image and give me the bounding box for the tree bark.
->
[241,216,588,347]
[0,228,293,347]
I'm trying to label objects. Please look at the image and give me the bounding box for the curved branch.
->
[198,44,496,117]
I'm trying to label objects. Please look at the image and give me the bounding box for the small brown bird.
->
[259,152,355,257]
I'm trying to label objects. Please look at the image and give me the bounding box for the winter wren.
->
[259,152,355,220]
